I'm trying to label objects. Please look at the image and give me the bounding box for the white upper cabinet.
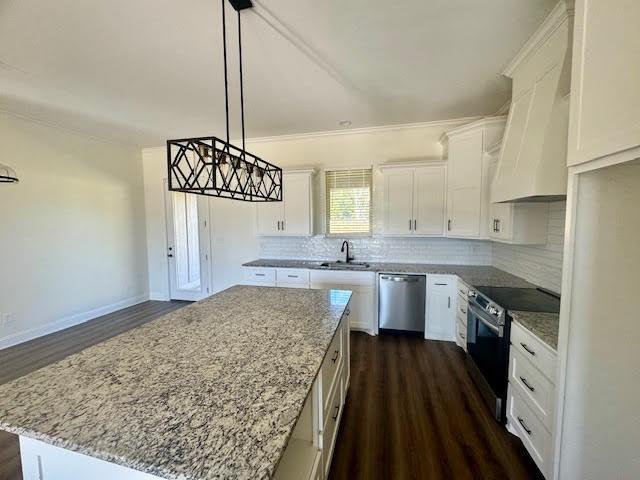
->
[256,170,314,236]
[413,165,446,235]
[440,117,506,239]
[380,163,447,236]
[568,0,640,167]
[381,167,414,235]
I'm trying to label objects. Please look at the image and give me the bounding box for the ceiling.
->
[0,0,556,146]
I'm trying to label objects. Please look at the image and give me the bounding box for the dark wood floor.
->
[0,307,540,480]
[328,332,543,480]
[0,300,189,480]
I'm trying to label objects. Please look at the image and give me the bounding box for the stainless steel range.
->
[465,286,560,422]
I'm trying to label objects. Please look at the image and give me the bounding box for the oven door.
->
[467,304,509,415]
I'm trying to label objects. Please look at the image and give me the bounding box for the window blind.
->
[325,169,372,235]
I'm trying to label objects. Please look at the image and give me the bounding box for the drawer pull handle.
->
[331,350,339,363]
[287,275,298,278]
[520,343,536,356]
[459,289,466,295]
[332,405,340,421]
[459,306,466,314]
[517,416,532,436]
[520,377,535,392]
[435,283,447,286]
[255,273,266,277]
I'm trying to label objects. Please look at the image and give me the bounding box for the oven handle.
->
[469,304,501,336]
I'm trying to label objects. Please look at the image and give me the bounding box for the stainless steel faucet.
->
[341,240,354,263]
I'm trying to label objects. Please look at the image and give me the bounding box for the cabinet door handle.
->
[413,219,417,230]
[409,219,412,231]
[520,343,536,356]
[332,405,340,421]
[517,416,532,435]
[492,219,497,232]
[255,273,266,277]
[331,349,339,363]
[287,275,298,278]
[448,219,452,231]
[496,219,501,232]
[448,296,451,308]
[277,221,280,231]
[520,376,535,392]
[281,220,285,231]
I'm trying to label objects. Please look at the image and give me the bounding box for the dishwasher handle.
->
[380,275,421,283]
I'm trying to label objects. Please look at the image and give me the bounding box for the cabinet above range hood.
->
[491,1,573,203]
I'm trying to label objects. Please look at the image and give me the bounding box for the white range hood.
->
[491,1,573,203]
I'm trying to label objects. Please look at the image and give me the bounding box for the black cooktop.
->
[475,286,561,313]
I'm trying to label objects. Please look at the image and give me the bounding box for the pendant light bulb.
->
[218,152,230,178]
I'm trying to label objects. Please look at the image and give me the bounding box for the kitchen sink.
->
[319,261,371,270]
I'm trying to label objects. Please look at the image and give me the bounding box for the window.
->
[325,168,372,235]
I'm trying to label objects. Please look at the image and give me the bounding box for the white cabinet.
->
[425,275,457,341]
[440,117,506,239]
[489,203,549,245]
[276,268,310,288]
[257,170,314,236]
[242,267,276,286]
[506,321,558,479]
[380,163,446,236]
[568,0,640,167]
[310,270,376,334]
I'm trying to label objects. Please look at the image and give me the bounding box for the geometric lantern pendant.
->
[167,0,283,202]
[166,136,282,201]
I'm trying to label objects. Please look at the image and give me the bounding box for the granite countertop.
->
[0,285,352,480]
[510,311,560,351]
[243,259,535,289]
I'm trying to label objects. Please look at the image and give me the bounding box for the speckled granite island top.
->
[243,259,535,288]
[0,285,352,480]
[510,311,560,351]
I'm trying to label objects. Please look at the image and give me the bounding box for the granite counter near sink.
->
[243,259,535,289]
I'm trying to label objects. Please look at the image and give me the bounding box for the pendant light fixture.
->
[166,0,283,202]
[0,163,19,183]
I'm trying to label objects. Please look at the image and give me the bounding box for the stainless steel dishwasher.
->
[378,274,426,333]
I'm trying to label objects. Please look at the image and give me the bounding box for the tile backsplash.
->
[260,236,493,265]
[259,202,567,293]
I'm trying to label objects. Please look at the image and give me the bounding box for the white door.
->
[447,130,483,237]
[425,275,456,341]
[413,165,446,235]
[382,168,414,235]
[282,173,311,235]
[256,201,283,235]
[165,186,210,301]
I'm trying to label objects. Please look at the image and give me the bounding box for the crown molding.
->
[486,140,503,156]
[244,116,483,145]
[502,0,575,78]
[438,116,507,144]
[378,159,445,170]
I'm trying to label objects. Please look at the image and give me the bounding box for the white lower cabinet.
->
[425,275,457,341]
[242,267,276,286]
[506,321,557,479]
[309,270,376,334]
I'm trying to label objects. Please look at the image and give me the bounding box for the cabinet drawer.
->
[511,321,557,381]
[321,323,343,420]
[457,279,470,300]
[456,317,467,352]
[507,388,553,478]
[243,267,276,285]
[322,364,344,478]
[457,302,468,323]
[509,348,555,431]
[276,268,310,287]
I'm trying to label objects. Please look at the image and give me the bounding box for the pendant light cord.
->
[238,11,246,152]
[222,0,230,144]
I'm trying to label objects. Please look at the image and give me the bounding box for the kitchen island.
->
[0,285,352,480]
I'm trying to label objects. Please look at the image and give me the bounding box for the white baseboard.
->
[149,292,170,301]
[0,294,150,350]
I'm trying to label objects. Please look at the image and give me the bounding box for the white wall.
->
[0,112,148,348]
[492,201,566,293]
